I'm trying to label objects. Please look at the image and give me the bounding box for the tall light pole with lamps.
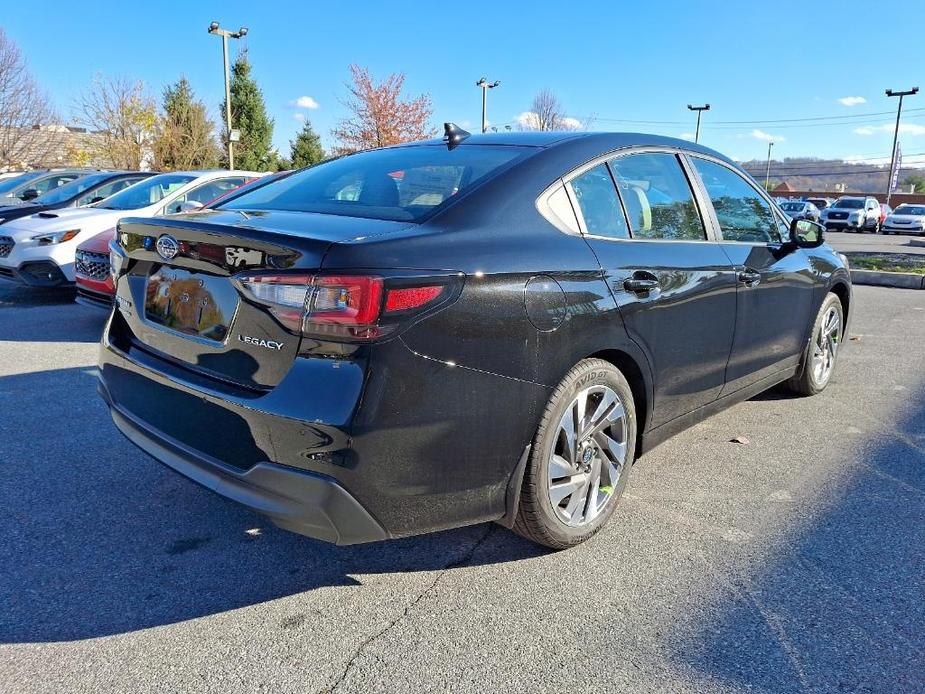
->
[885,87,918,206]
[687,103,710,143]
[208,21,248,170]
[765,141,775,190]
[476,77,500,133]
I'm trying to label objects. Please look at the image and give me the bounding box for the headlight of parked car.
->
[31,229,79,245]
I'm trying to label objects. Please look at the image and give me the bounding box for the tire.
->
[512,358,637,549]
[784,293,844,396]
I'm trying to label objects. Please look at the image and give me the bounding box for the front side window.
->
[607,153,705,240]
[222,145,529,222]
[690,158,782,243]
[569,164,629,239]
[165,177,247,213]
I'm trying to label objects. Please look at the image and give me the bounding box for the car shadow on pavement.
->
[0,285,78,309]
[0,297,108,344]
[0,365,546,643]
[668,386,925,691]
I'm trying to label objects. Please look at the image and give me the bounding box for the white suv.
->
[0,170,263,287]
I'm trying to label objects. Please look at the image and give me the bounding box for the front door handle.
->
[623,275,660,294]
[737,268,761,286]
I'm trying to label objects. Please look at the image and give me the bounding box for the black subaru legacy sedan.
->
[99,129,850,549]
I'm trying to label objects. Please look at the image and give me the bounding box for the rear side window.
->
[223,145,528,222]
[569,164,629,239]
[690,158,782,243]
[608,153,706,241]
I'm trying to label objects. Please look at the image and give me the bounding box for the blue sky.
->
[4,0,925,166]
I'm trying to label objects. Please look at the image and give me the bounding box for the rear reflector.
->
[385,285,444,313]
[235,273,452,341]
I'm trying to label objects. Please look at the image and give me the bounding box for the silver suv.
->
[820,196,881,233]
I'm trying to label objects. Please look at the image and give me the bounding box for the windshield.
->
[222,145,529,222]
[96,173,195,210]
[0,171,43,195]
[833,198,864,209]
[895,205,925,216]
[32,172,113,205]
[780,202,804,211]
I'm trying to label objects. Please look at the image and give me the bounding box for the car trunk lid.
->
[111,210,410,389]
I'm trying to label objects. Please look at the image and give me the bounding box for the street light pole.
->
[208,21,249,170]
[885,87,918,206]
[765,141,774,190]
[687,104,710,143]
[476,77,500,133]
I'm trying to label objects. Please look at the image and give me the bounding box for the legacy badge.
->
[238,334,284,351]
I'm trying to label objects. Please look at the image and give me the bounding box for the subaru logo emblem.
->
[155,235,179,260]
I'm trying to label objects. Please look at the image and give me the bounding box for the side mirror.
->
[175,200,204,213]
[20,188,39,201]
[790,218,825,249]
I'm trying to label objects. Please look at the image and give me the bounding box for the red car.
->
[74,171,292,309]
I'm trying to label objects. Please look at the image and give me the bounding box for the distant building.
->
[0,124,109,171]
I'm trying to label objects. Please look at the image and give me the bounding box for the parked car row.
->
[775,194,925,235]
[0,169,268,291]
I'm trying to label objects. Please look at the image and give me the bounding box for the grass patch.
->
[844,253,925,275]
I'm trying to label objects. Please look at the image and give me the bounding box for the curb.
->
[850,269,925,289]
[909,238,925,248]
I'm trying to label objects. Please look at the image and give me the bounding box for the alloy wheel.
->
[812,305,841,385]
[547,385,628,527]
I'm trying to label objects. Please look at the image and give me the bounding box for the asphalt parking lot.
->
[1,284,923,693]
[827,230,925,255]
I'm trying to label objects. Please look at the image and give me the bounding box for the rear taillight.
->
[235,273,453,341]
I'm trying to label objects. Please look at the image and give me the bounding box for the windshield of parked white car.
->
[895,205,925,216]
[833,198,864,209]
[32,173,114,204]
[95,174,195,210]
[220,145,529,222]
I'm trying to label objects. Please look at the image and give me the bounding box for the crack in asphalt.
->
[323,524,496,694]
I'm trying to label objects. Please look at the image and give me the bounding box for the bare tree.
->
[0,28,58,169]
[73,75,157,169]
[519,89,581,132]
[332,65,435,154]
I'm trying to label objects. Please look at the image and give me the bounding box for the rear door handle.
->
[737,268,761,286]
[623,274,660,294]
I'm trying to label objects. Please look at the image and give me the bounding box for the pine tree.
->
[290,120,325,168]
[223,51,275,170]
[155,76,220,171]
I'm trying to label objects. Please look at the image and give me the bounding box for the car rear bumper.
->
[98,313,545,542]
[102,393,389,545]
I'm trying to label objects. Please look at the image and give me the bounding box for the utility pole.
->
[687,104,710,143]
[765,141,774,190]
[885,87,918,205]
[476,77,500,133]
[208,21,248,170]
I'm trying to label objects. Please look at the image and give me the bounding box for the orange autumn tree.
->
[331,65,435,154]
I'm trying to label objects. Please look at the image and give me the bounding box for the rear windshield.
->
[221,145,529,222]
[780,202,804,211]
[833,198,864,209]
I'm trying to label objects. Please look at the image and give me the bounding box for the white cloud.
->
[748,129,785,142]
[679,131,695,141]
[291,96,319,110]
[854,123,925,136]
[838,96,867,107]
[293,113,305,122]
[516,111,581,131]
[516,111,540,129]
